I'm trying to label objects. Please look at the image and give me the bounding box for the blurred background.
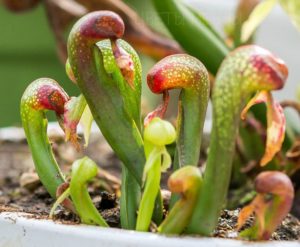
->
[0,0,299,127]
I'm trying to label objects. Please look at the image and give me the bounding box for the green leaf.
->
[70,157,108,227]
[183,3,225,44]
[279,0,300,31]
[152,0,229,75]
[241,0,277,42]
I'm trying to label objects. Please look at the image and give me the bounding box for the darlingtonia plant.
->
[67,10,146,230]
[145,45,289,236]
[145,54,209,207]
[187,45,288,235]
[20,78,79,199]
[146,54,210,171]
[20,9,294,241]
[238,171,294,240]
[21,10,145,230]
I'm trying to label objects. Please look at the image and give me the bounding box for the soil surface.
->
[1,126,300,241]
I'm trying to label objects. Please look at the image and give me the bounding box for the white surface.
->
[0,212,299,247]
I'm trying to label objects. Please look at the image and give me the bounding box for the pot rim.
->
[0,211,298,247]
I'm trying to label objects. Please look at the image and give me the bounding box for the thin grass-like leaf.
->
[279,0,300,31]
[241,0,277,42]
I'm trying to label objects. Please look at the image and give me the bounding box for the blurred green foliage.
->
[0,0,171,127]
[0,5,79,127]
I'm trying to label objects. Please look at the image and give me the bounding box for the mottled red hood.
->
[79,11,125,41]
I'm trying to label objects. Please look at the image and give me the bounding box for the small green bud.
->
[144,117,176,146]
[72,157,98,183]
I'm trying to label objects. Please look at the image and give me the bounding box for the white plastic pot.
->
[0,212,299,247]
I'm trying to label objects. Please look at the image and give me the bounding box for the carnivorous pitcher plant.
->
[20,9,294,241]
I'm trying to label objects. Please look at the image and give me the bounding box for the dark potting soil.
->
[0,129,300,240]
[1,182,300,240]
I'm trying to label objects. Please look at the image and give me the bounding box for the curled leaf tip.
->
[241,91,286,166]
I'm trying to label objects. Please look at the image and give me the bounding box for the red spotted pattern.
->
[37,85,69,114]
[147,54,208,94]
[250,53,288,90]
